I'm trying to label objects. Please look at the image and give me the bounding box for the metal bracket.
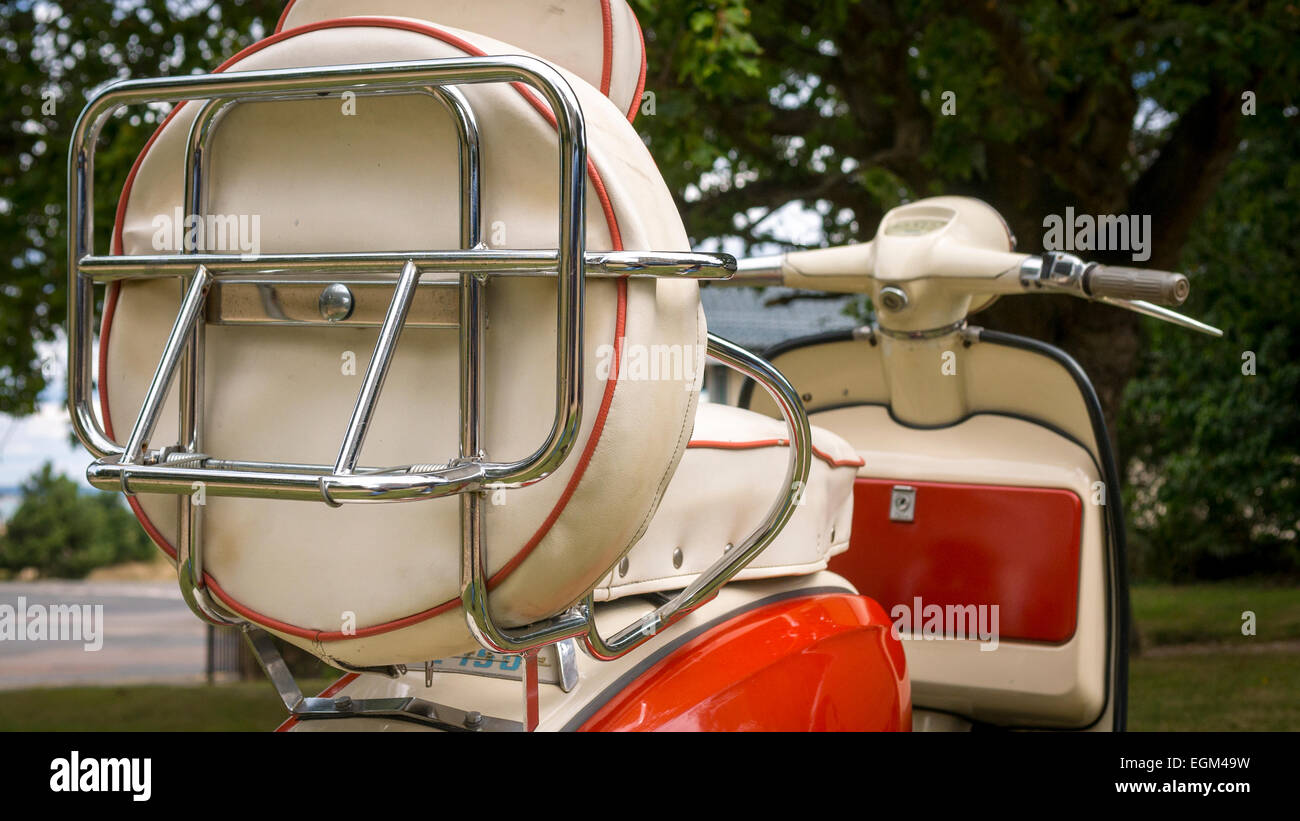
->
[416,638,580,692]
[889,485,916,523]
[242,626,521,731]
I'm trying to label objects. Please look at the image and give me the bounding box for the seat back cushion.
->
[102,19,702,667]
[276,0,648,120]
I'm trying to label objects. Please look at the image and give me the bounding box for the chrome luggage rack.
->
[68,55,812,730]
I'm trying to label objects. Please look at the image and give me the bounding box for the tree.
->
[0,462,154,577]
[0,0,284,417]
[630,0,1299,438]
[1119,103,1300,580]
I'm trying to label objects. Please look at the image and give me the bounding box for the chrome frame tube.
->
[459,333,813,661]
[119,265,213,464]
[67,56,597,469]
[77,250,734,281]
[89,457,485,502]
[176,102,235,626]
[332,260,422,477]
[66,59,735,496]
[583,334,813,660]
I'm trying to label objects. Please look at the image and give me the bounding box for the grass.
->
[1130,581,1300,647]
[2,664,1294,731]
[1128,651,1300,731]
[1124,581,1300,730]
[0,680,331,732]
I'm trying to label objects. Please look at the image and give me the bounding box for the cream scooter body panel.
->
[742,331,1123,730]
[716,190,1218,730]
[734,197,1127,729]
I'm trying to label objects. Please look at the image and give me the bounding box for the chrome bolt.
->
[879,286,909,312]
[333,695,355,712]
[464,711,483,729]
[319,283,355,322]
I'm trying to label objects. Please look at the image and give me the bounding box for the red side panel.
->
[830,479,1082,643]
[579,594,911,732]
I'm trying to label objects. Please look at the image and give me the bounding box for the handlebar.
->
[719,196,1222,337]
[1083,264,1189,306]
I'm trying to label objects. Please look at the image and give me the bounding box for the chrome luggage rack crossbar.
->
[67,56,812,727]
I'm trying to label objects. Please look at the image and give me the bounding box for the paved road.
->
[0,581,207,690]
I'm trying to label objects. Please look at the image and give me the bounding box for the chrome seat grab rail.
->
[458,333,814,659]
[66,56,811,666]
[67,56,735,494]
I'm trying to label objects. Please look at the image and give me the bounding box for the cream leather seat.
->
[598,402,861,600]
[276,0,648,121]
[103,2,860,669]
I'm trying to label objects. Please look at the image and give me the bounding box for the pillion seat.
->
[99,2,860,669]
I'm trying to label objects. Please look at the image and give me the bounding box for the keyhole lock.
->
[889,485,916,522]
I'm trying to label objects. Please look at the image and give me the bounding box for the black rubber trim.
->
[739,328,1129,732]
[737,329,856,410]
[978,329,1129,732]
[560,584,856,732]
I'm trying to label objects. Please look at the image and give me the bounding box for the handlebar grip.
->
[1083,264,1189,306]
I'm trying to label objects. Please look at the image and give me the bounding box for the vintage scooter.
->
[65,0,1219,731]
[726,196,1221,731]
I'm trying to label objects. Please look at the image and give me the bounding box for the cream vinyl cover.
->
[105,19,700,666]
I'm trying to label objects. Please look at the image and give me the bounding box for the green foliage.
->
[0,462,154,577]
[0,0,284,416]
[1120,106,1300,581]
[631,0,1300,250]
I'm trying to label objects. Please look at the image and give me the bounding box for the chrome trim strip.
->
[77,250,734,281]
[874,319,967,340]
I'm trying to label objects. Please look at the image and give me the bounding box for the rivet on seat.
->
[672,547,683,569]
[618,557,629,577]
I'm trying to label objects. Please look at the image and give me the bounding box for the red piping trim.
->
[626,11,647,123]
[110,18,622,254]
[274,672,359,731]
[101,18,629,640]
[598,0,614,96]
[274,0,297,34]
[688,439,866,469]
[274,0,629,122]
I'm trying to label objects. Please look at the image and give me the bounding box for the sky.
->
[0,336,92,510]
